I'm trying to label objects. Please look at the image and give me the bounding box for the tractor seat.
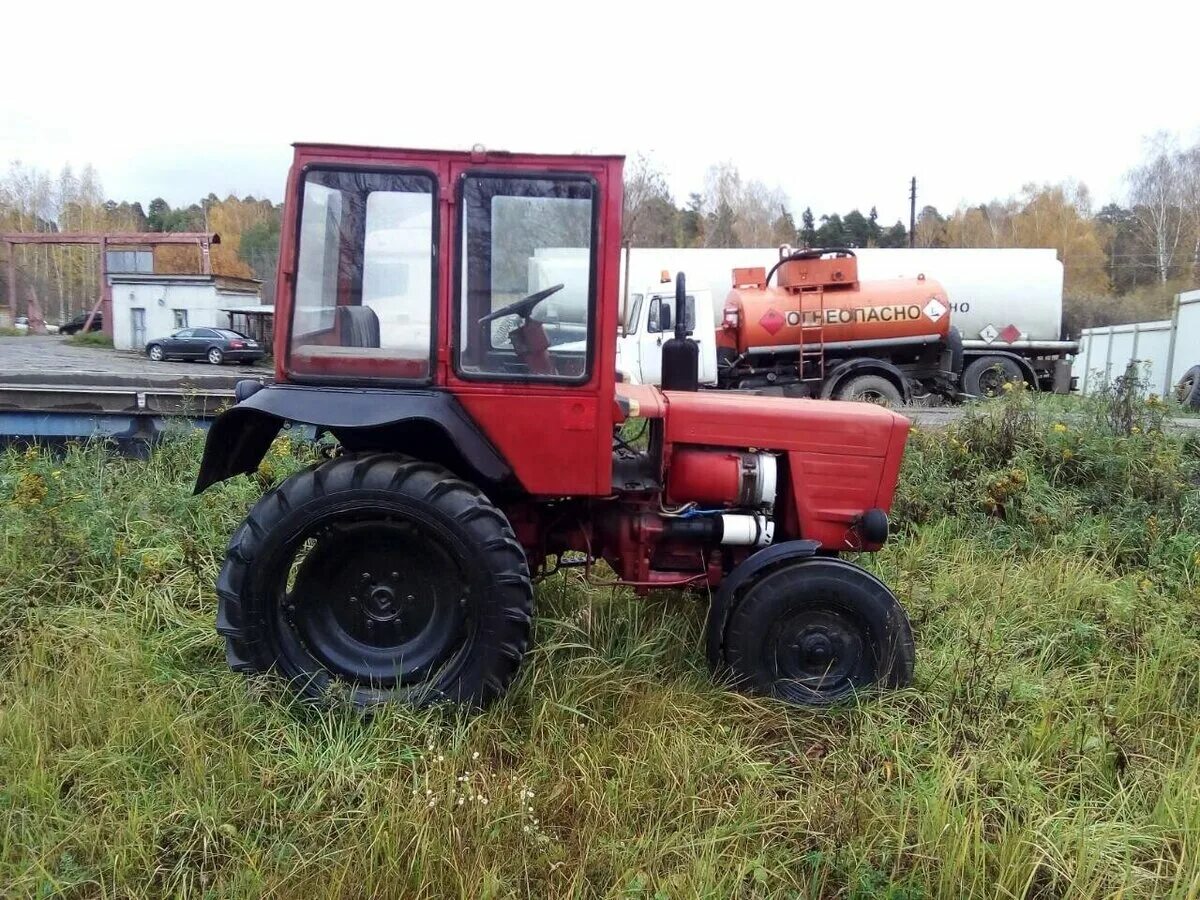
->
[337,305,381,348]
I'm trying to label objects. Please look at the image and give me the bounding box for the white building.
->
[109,274,261,351]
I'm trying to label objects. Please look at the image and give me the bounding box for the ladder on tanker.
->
[800,288,826,381]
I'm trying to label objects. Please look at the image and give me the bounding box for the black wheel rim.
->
[767,602,872,702]
[265,510,474,692]
[978,366,1013,397]
[856,389,891,406]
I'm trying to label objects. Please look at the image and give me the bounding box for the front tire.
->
[147,344,164,361]
[215,454,533,709]
[721,557,914,705]
[207,347,224,365]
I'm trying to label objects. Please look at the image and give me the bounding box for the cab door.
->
[637,296,665,386]
[444,158,622,496]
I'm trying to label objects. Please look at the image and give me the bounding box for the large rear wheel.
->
[720,557,914,705]
[215,454,532,709]
[963,355,1024,398]
[1175,365,1200,409]
[835,374,903,406]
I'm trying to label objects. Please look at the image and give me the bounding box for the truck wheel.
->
[963,355,1024,398]
[1175,365,1200,409]
[835,374,903,406]
[721,557,914,705]
[215,454,533,710]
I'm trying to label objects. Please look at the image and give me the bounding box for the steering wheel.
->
[477,284,565,324]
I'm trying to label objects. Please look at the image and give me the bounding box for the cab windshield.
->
[455,174,595,382]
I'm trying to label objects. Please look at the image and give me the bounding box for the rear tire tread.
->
[215,452,532,708]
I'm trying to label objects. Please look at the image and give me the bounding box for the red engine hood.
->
[661,390,910,549]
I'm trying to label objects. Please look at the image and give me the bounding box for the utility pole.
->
[908,177,917,249]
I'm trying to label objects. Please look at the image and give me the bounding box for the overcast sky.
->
[3,0,1197,224]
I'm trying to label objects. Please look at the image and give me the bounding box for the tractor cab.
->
[195,143,626,498]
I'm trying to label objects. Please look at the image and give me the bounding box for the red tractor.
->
[195,143,915,710]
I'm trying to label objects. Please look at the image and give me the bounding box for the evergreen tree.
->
[706,200,737,248]
[771,205,797,245]
[800,207,817,247]
[679,193,705,247]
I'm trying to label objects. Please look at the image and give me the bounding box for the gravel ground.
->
[0,335,269,388]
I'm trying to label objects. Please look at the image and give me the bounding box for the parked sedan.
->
[59,310,103,335]
[145,327,265,365]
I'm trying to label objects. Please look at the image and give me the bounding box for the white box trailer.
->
[1073,289,1200,398]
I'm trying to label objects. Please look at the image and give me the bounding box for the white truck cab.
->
[618,284,718,385]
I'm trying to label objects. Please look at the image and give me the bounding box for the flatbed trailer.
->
[0,381,237,449]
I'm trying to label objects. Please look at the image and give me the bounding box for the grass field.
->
[1,389,1199,898]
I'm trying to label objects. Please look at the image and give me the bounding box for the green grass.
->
[0,327,29,337]
[65,331,113,348]
[1,393,1199,898]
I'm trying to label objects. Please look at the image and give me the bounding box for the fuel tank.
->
[716,253,951,356]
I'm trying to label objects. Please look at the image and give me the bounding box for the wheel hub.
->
[277,518,472,687]
[798,631,834,662]
[363,583,402,624]
[774,607,866,690]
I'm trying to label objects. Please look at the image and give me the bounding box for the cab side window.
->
[290,168,435,381]
[646,294,696,334]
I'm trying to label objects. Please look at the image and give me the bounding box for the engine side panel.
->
[662,390,908,548]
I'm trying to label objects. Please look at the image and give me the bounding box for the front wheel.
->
[720,557,914,705]
[215,454,533,709]
[147,344,164,361]
[207,347,224,365]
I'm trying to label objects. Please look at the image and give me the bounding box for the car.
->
[60,310,104,335]
[13,316,29,332]
[145,327,265,365]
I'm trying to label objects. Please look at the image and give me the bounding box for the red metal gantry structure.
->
[1,232,220,335]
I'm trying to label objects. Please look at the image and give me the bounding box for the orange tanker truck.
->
[712,247,963,403]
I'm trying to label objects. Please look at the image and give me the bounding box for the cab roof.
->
[292,142,625,168]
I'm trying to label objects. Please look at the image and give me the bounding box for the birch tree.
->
[1127,132,1186,285]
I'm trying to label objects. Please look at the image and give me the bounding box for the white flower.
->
[472,751,480,760]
